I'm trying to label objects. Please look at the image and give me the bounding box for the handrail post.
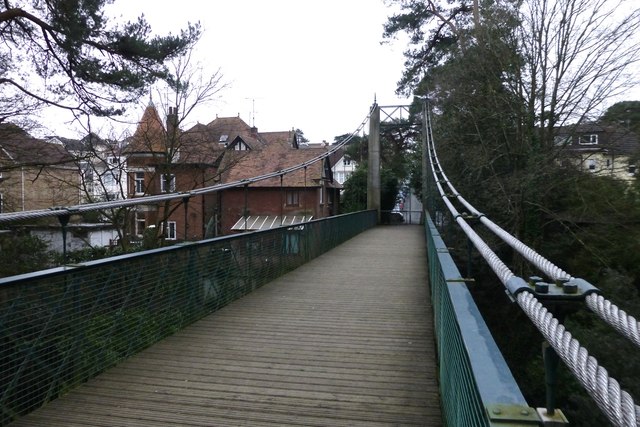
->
[58,214,71,264]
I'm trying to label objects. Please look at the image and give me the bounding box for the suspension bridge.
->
[0,103,639,426]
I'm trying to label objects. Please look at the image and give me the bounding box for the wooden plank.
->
[10,226,442,426]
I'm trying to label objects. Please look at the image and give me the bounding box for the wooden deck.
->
[12,226,441,426]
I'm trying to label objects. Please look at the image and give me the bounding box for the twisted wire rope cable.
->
[426,108,640,348]
[585,293,640,348]
[517,291,640,427]
[424,104,640,425]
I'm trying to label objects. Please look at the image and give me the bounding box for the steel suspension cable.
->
[424,104,640,426]
[425,105,640,349]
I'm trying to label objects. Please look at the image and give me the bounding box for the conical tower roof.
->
[129,103,166,153]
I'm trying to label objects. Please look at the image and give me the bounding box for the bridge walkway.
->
[11,226,441,426]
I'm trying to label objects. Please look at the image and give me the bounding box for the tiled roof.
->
[260,130,297,148]
[0,123,74,167]
[556,122,640,155]
[178,123,226,165]
[221,142,337,188]
[206,116,266,150]
[127,104,166,153]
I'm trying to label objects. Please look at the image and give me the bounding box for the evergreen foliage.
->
[0,0,201,120]
[384,0,640,424]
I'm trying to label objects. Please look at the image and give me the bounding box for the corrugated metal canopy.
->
[231,215,313,231]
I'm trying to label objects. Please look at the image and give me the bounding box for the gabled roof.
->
[556,122,640,155]
[221,142,338,188]
[260,130,298,148]
[177,123,226,165]
[206,116,267,150]
[0,123,74,168]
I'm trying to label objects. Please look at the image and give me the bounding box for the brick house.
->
[125,104,224,242]
[0,124,80,214]
[124,105,324,241]
[219,140,340,234]
[555,122,640,181]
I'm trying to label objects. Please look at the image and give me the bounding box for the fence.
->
[425,214,540,426]
[0,210,377,426]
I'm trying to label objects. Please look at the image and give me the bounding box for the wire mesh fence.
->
[0,210,377,426]
[425,214,537,427]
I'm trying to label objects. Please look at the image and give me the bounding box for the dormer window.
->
[219,135,228,143]
[554,135,571,146]
[578,134,598,145]
[233,141,249,151]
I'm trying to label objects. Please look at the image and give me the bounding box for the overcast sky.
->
[40,0,409,143]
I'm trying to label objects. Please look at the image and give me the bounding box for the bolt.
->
[529,276,543,286]
[535,282,549,294]
[563,282,578,294]
[555,277,570,287]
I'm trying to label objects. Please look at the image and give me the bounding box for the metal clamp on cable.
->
[506,276,531,297]
[526,276,600,301]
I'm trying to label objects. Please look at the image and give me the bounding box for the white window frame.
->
[135,212,146,236]
[134,172,145,194]
[160,174,176,193]
[578,134,598,145]
[233,141,248,151]
[587,158,597,172]
[164,221,177,240]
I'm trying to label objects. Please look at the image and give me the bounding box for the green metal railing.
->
[0,210,377,426]
[426,214,540,427]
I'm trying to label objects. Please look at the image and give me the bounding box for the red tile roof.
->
[221,142,337,188]
[0,124,74,168]
[127,104,166,153]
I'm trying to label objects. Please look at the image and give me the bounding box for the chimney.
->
[166,106,178,137]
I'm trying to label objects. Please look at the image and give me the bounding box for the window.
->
[606,159,611,169]
[219,134,228,143]
[587,159,597,172]
[107,156,118,166]
[344,158,352,166]
[161,174,176,193]
[578,134,598,145]
[134,172,145,194]
[164,221,177,240]
[80,161,94,192]
[629,165,637,175]
[103,171,116,187]
[135,212,145,236]
[286,190,300,206]
[0,193,3,213]
[234,141,248,151]
[554,135,571,146]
